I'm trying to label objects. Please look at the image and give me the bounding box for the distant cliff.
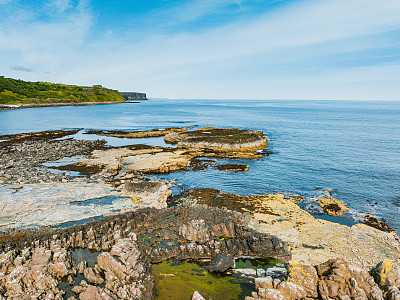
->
[119,92,147,100]
[0,76,125,105]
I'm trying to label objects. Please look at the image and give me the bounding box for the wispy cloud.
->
[0,0,93,73]
[10,65,34,72]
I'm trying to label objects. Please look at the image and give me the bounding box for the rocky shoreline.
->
[1,127,400,299]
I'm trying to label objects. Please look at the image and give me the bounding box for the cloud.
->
[46,0,71,13]
[10,65,33,72]
[0,0,93,71]
[1,0,399,100]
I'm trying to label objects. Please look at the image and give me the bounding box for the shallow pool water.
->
[152,259,255,300]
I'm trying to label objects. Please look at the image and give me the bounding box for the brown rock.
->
[386,286,400,300]
[97,252,127,281]
[79,285,114,300]
[317,259,383,300]
[216,164,249,172]
[77,261,88,274]
[316,196,349,216]
[371,259,400,287]
[84,267,104,285]
[179,219,214,244]
[287,261,319,298]
[72,280,88,294]
[29,247,52,266]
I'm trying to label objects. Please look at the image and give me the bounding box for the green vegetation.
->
[152,259,253,300]
[0,76,125,105]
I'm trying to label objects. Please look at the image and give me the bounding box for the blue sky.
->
[0,0,399,100]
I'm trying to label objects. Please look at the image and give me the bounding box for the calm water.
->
[1,100,400,232]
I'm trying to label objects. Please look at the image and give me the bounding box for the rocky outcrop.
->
[0,204,290,299]
[164,127,269,151]
[247,258,400,300]
[177,189,400,269]
[85,127,186,139]
[0,130,106,185]
[317,196,349,216]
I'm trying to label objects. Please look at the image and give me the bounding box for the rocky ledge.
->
[175,189,400,269]
[0,205,289,299]
[246,258,400,300]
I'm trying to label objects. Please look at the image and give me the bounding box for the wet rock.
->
[216,164,249,172]
[363,214,398,235]
[208,254,234,273]
[316,196,349,216]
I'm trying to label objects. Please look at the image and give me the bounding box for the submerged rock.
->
[216,164,249,172]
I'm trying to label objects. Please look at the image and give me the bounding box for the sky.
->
[0,0,400,100]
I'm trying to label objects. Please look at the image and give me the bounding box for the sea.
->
[1,99,400,232]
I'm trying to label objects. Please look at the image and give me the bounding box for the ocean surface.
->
[1,99,400,232]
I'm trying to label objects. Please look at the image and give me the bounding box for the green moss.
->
[152,260,253,300]
[0,76,125,105]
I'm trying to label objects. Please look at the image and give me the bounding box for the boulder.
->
[208,254,234,273]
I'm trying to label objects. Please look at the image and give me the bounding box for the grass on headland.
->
[0,76,125,105]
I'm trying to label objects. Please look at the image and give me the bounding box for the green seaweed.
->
[152,260,254,300]
[235,257,282,270]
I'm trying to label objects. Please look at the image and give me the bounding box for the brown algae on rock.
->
[164,127,268,151]
[175,189,400,269]
[316,195,349,216]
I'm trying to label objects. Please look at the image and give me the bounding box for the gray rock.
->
[208,254,234,273]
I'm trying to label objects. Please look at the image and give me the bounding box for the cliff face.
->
[119,92,147,100]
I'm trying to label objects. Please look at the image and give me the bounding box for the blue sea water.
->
[1,99,400,232]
